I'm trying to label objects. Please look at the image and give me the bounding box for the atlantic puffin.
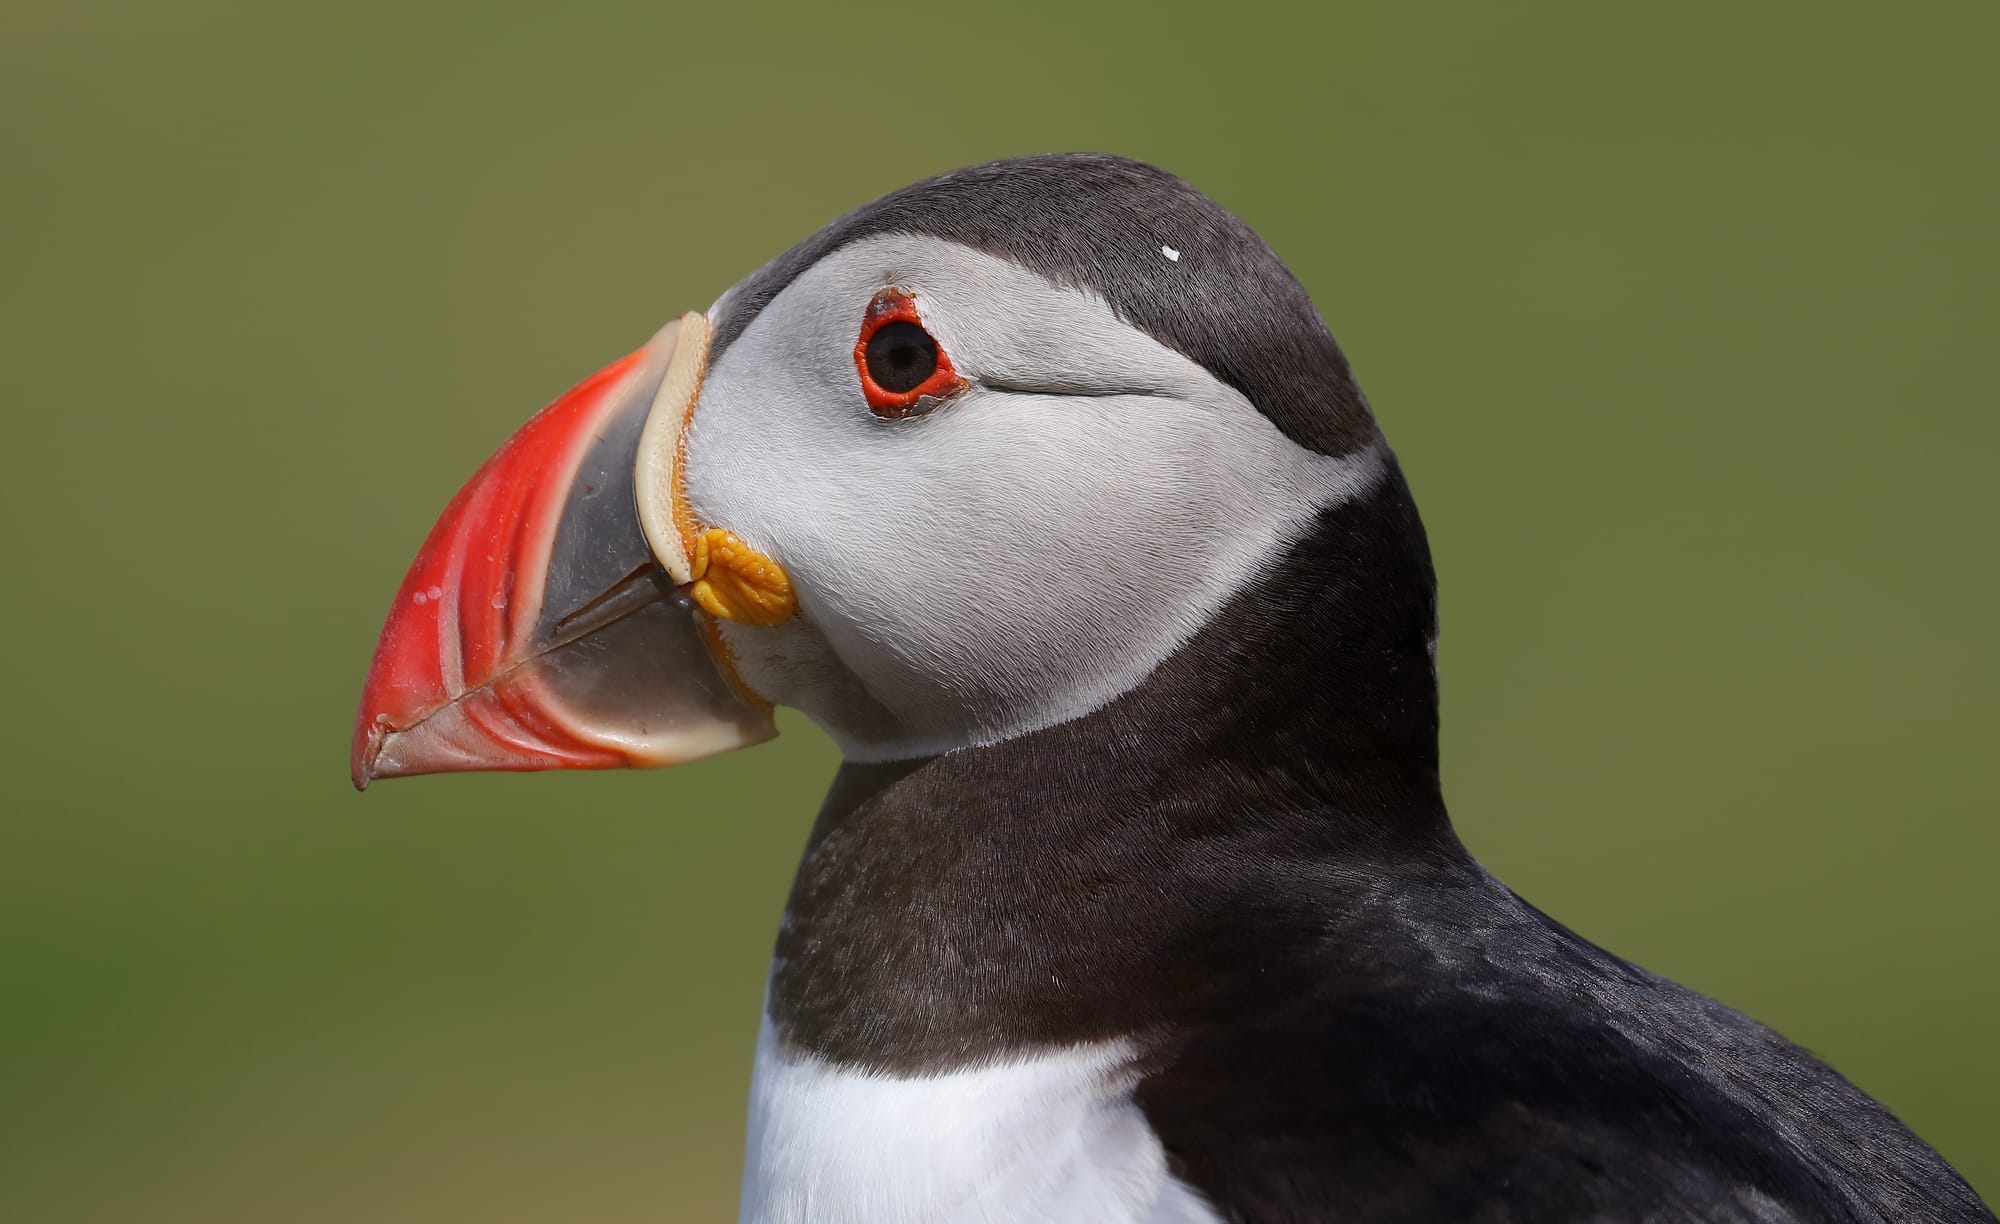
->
[351,155,1992,1223]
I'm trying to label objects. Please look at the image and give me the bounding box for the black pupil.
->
[864,321,939,394]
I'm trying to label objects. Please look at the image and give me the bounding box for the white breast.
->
[738,1015,1221,1224]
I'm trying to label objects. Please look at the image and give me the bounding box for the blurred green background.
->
[4,2,1994,1219]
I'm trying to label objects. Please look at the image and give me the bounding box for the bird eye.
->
[864,322,938,394]
[853,288,962,418]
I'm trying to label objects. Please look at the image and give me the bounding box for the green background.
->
[4,2,1994,1219]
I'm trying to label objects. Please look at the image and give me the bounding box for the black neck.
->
[770,462,1468,1070]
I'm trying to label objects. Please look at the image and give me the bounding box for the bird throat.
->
[763,467,1451,1074]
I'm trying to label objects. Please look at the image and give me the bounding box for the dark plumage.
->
[752,156,1991,1222]
[776,474,1987,1220]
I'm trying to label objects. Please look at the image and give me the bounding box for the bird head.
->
[351,155,1406,788]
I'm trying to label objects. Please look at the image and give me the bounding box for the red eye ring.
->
[854,287,963,418]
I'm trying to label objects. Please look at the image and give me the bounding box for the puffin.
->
[350,155,1991,1223]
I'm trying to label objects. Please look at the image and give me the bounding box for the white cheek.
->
[688,235,1381,759]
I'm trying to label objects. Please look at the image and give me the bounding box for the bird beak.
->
[350,315,778,790]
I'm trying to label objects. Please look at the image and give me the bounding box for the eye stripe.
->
[853,288,963,419]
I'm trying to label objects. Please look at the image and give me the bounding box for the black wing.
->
[1137,890,1992,1223]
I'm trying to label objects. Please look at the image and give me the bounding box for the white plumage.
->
[739,1016,1222,1224]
